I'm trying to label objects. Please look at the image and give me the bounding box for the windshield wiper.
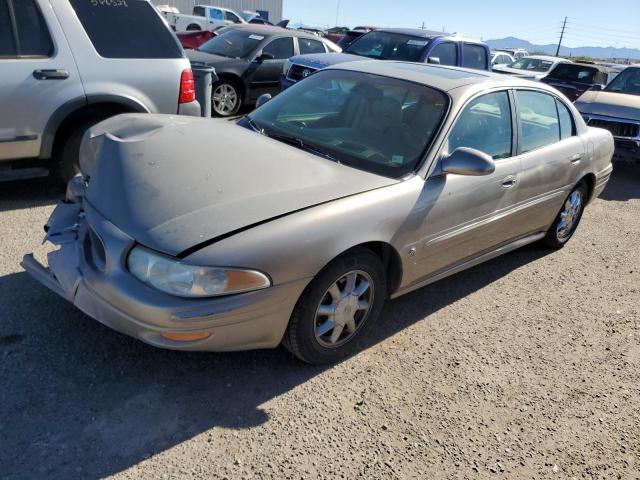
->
[266,132,338,162]
[244,116,265,134]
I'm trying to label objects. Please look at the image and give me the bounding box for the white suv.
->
[0,0,200,181]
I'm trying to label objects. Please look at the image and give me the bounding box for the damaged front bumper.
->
[21,197,306,352]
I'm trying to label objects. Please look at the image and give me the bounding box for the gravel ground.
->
[1,166,638,480]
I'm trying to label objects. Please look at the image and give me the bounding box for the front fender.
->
[184,176,425,288]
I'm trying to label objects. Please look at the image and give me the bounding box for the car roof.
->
[224,24,322,39]
[523,55,565,61]
[328,60,547,93]
[372,28,486,45]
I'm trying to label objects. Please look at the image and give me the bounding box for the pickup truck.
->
[162,5,246,32]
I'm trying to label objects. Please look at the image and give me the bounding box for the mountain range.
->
[486,37,640,60]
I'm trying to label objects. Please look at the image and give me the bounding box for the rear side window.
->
[70,0,183,59]
[0,0,17,57]
[462,44,487,70]
[263,37,294,60]
[516,91,560,153]
[428,42,457,66]
[448,91,513,160]
[299,38,326,54]
[0,0,53,58]
[557,99,574,140]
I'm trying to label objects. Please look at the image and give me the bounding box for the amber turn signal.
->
[161,332,211,342]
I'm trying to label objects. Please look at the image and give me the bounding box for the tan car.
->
[575,66,640,164]
[23,62,614,364]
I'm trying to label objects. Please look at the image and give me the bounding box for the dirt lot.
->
[1,165,638,480]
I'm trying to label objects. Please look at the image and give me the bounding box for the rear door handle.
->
[569,153,583,164]
[33,69,69,80]
[501,176,517,188]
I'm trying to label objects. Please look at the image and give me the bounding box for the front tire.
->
[283,248,386,365]
[211,80,242,117]
[541,181,588,249]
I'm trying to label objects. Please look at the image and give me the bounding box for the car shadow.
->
[0,176,63,213]
[0,242,550,479]
[599,162,640,201]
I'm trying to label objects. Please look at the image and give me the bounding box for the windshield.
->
[248,70,449,178]
[507,58,554,72]
[549,64,601,83]
[605,67,640,95]
[198,30,264,58]
[345,31,429,62]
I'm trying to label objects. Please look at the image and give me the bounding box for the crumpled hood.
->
[81,114,397,257]
[290,52,364,69]
[574,90,640,120]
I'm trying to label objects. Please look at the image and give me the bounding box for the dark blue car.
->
[282,28,491,90]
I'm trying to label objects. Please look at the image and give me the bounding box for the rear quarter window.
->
[70,0,183,59]
[462,43,487,70]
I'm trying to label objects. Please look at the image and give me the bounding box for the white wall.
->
[152,0,283,23]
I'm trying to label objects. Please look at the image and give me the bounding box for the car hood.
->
[575,90,640,120]
[80,114,397,257]
[492,66,544,80]
[187,49,246,67]
[290,52,364,69]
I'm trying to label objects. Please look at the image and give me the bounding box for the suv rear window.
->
[70,0,183,59]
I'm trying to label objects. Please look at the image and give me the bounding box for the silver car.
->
[23,62,614,364]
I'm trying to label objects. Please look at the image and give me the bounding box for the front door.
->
[0,0,82,161]
[407,90,524,285]
[248,36,294,101]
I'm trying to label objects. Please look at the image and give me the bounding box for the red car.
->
[541,63,610,102]
[177,30,215,50]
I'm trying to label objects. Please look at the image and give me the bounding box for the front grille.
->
[287,64,318,82]
[587,118,639,138]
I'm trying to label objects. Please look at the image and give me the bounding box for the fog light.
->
[161,332,211,342]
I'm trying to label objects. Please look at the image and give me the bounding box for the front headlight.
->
[127,246,270,298]
[282,59,291,76]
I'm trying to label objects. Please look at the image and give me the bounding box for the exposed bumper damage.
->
[21,197,306,352]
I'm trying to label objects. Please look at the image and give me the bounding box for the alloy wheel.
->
[212,83,238,116]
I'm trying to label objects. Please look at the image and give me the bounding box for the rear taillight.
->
[179,69,195,104]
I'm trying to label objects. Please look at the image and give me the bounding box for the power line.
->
[566,21,640,36]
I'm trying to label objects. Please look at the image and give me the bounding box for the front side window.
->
[224,11,241,23]
[516,90,560,153]
[70,0,182,59]
[249,70,449,178]
[345,31,428,62]
[462,44,487,70]
[299,38,326,55]
[263,37,294,59]
[447,91,512,160]
[428,42,457,66]
[557,99,574,140]
[0,0,53,58]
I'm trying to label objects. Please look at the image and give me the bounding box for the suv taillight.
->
[179,69,195,104]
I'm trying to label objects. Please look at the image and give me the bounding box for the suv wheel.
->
[283,248,386,365]
[211,80,242,117]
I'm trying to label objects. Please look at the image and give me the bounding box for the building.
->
[152,0,283,23]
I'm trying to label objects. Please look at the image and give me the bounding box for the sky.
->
[283,0,640,49]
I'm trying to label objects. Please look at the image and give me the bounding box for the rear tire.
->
[283,248,386,365]
[186,24,201,31]
[541,181,588,249]
[57,120,103,183]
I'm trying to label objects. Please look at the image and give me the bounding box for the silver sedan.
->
[23,61,614,364]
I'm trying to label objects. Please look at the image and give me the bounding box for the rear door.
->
[0,0,82,161]
[514,89,585,232]
[411,90,523,282]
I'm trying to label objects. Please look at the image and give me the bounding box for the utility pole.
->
[556,16,567,56]
[335,0,340,26]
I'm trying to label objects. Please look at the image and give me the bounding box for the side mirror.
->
[441,147,495,176]
[589,84,603,91]
[256,93,272,108]
[427,56,441,65]
[255,51,275,62]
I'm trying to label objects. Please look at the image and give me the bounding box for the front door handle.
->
[501,176,517,188]
[33,69,69,80]
[569,153,583,164]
